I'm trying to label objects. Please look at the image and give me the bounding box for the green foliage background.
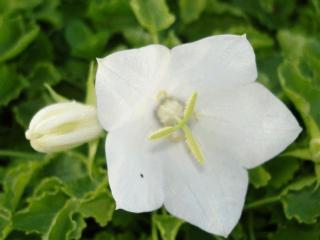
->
[0,0,320,239]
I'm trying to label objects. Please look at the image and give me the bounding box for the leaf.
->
[13,187,70,234]
[65,20,109,59]
[153,214,183,240]
[79,183,115,226]
[266,156,300,188]
[0,207,12,240]
[269,222,320,240]
[281,177,320,223]
[0,16,39,62]
[0,64,28,106]
[278,60,320,138]
[87,0,137,33]
[130,0,175,33]
[33,0,62,28]
[123,27,151,47]
[232,0,295,30]
[2,161,44,211]
[27,62,62,90]
[278,32,320,139]
[179,0,207,24]
[13,96,49,128]
[249,166,271,188]
[43,200,85,240]
[41,154,98,198]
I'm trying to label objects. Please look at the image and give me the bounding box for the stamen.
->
[149,92,205,165]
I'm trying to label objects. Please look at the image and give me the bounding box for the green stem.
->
[245,195,281,210]
[1,224,12,240]
[85,61,98,106]
[151,213,159,240]
[151,31,159,44]
[248,212,255,240]
[0,150,42,160]
[87,139,99,179]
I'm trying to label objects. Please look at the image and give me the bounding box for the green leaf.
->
[0,16,39,62]
[281,177,320,223]
[130,0,175,33]
[65,20,109,59]
[27,62,62,90]
[79,183,115,226]
[269,222,320,240]
[266,156,300,188]
[43,200,86,240]
[33,0,62,28]
[278,60,320,138]
[13,96,49,128]
[249,166,271,188]
[232,0,295,30]
[153,214,183,240]
[278,31,320,139]
[13,187,70,234]
[41,153,98,198]
[87,0,137,33]
[2,161,44,211]
[123,27,151,47]
[179,0,206,24]
[0,0,42,13]
[0,64,28,106]
[0,207,12,240]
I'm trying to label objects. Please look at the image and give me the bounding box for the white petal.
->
[105,108,165,212]
[194,82,302,169]
[168,35,257,98]
[163,141,248,237]
[95,45,170,131]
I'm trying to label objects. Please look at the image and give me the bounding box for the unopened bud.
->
[25,101,103,153]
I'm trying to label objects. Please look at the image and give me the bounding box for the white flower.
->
[25,101,102,153]
[95,35,301,237]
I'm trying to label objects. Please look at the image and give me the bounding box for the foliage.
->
[0,0,319,239]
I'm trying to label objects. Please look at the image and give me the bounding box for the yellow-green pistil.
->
[149,92,205,165]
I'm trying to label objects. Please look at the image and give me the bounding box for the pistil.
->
[149,92,204,165]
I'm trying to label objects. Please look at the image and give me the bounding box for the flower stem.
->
[151,213,159,240]
[0,150,42,160]
[248,212,256,240]
[85,61,98,106]
[151,31,159,44]
[87,139,99,180]
[245,195,281,210]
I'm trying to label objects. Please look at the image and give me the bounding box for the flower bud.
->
[25,101,103,153]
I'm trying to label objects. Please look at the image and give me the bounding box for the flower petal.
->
[163,142,248,237]
[105,110,165,212]
[169,35,257,96]
[95,45,170,131]
[194,82,302,169]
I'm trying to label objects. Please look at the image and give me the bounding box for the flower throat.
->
[149,91,205,165]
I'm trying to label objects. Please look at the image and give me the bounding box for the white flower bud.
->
[25,101,103,153]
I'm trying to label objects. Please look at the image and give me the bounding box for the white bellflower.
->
[95,35,301,237]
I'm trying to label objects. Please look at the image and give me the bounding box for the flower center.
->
[156,97,184,127]
[149,91,205,165]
